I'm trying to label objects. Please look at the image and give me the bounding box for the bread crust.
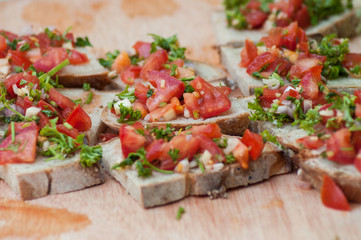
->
[101,138,290,208]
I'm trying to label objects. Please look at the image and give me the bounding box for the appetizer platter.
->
[1,0,361,239]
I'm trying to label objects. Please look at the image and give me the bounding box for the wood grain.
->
[0,0,361,239]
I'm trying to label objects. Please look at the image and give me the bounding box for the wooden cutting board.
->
[1,0,361,239]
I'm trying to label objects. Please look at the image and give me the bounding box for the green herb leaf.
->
[99,50,120,69]
[83,83,91,91]
[75,37,92,47]
[176,206,185,220]
[213,138,228,148]
[149,34,186,61]
[116,104,142,124]
[80,145,102,167]
[168,148,180,163]
[151,124,175,141]
[146,89,154,98]
[116,85,136,103]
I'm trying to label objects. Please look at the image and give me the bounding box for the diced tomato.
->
[33,47,67,73]
[189,76,231,119]
[132,100,148,118]
[4,72,40,97]
[99,133,119,142]
[8,50,31,69]
[326,128,356,164]
[321,175,350,211]
[300,71,319,100]
[146,71,185,112]
[147,103,177,122]
[0,35,6,52]
[111,51,131,73]
[260,27,283,48]
[132,41,151,58]
[56,124,79,139]
[355,150,361,173]
[183,92,200,119]
[0,122,38,164]
[37,100,60,119]
[6,121,38,136]
[173,133,201,160]
[279,22,303,51]
[119,124,146,158]
[245,9,268,28]
[259,88,280,108]
[189,123,222,138]
[279,87,301,103]
[342,53,361,70]
[240,39,258,68]
[194,134,225,162]
[289,58,321,80]
[145,139,164,163]
[247,52,276,75]
[355,104,361,119]
[121,65,142,85]
[297,136,324,149]
[48,88,75,118]
[169,59,184,67]
[241,129,264,161]
[15,96,34,111]
[246,0,261,9]
[298,53,327,64]
[68,49,88,65]
[38,112,51,129]
[355,90,361,104]
[140,49,168,81]
[264,57,292,77]
[66,105,92,132]
[232,141,249,169]
[294,5,311,29]
[312,92,327,108]
[352,131,361,152]
[134,83,149,103]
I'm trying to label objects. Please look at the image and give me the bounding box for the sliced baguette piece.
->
[0,88,116,200]
[0,153,104,200]
[212,10,359,47]
[101,137,290,208]
[101,97,252,136]
[296,157,361,203]
[109,60,228,90]
[250,120,361,203]
[221,45,361,96]
[57,48,111,90]
[59,88,119,145]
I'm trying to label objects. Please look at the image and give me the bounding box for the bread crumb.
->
[208,186,227,199]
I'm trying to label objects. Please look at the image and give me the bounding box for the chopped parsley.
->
[116,85,136,103]
[151,124,175,141]
[176,207,185,220]
[112,147,173,177]
[168,148,180,163]
[116,104,142,124]
[99,50,120,69]
[80,145,102,167]
[149,34,186,61]
[305,0,351,26]
[309,34,349,79]
[146,89,154,98]
[75,36,92,47]
[213,138,228,148]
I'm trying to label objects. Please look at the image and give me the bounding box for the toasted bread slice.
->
[212,10,359,47]
[57,48,111,90]
[250,120,361,203]
[0,88,117,200]
[296,156,361,203]
[101,97,252,136]
[109,60,228,90]
[0,153,104,200]
[101,137,290,208]
[221,46,361,96]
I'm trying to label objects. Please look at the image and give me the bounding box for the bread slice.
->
[296,157,361,203]
[57,48,111,90]
[221,46,361,96]
[101,137,290,208]
[109,60,228,90]
[212,10,359,47]
[0,88,117,200]
[59,88,119,145]
[0,154,104,200]
[250,120,361,203]
[101,97,252,136]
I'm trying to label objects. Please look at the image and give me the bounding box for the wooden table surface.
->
[1,0,361,239]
